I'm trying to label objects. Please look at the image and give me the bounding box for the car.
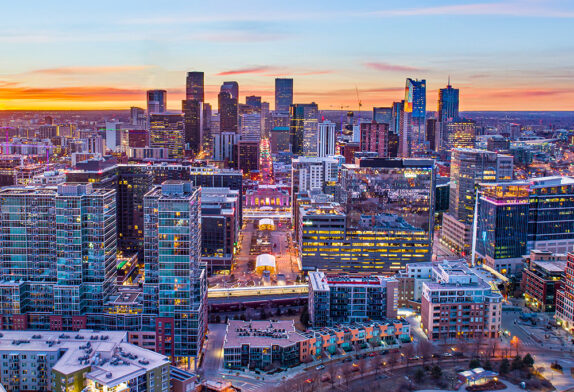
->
[381,350,389,355]
[442,352,453,357]
[351,363,360,372]
[368,352,377,357]
[305,378,313,384]
[342,357,353,363]
[315,365,325,370]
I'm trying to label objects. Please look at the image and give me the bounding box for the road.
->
[200,324,227,379]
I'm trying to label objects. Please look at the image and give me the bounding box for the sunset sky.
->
[1,0,574,111]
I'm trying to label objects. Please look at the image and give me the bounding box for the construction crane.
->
[355,86,362,122]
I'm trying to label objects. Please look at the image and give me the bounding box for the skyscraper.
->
[441,148,514,255]
[221,81,239,100]
[186,71,204,101]
[373,107,392,125]
[275,78,293,114]
[401,79,426,157]
[246,95,262,110]
[143,181,207,368]
[182,99,203,155]
[446,120,476,150]
[290,103,318,156]
[147,89,167,114]
[149,113,185,159]
[0,183,117,328]
[438,80,460,123]
[218,89,238,134]
[130,106,146,128]
[360,121,389,157]
[317,120,336,157]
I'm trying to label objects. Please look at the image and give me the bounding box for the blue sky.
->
[1,0,573,110]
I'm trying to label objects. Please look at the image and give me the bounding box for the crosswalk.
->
[231,379,269,392]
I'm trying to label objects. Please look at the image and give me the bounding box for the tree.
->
[431,365,443,379]
[389,350,400,369]
[511,355,524,371]
[419,340,433,364]
[523,353,535,368]
[499,358,510,375]
[414,368,425,383]
[469,359,481,369]
[483,360,493,371]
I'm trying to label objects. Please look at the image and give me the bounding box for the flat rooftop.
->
[224,320,307,349]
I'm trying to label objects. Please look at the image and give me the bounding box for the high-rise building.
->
[391,101,404,135]
[245,95,262,110]
[218,90,238,134]
[143,181,207,367]
[186,71,204,101]
[275,78,293,114]
[182,99,203,155]
[475,182,530,276]
[308,271,399,327]
[446,120,476,150]
[291,156,340,199]
[147,89,167,114]
[360,121,389,157]
[438,81,459,123]
[200,187,240,273]
[149,113,185,159]
[0,183,116,329]
[401,79,426,157]
[426,118,440,152]
[130,106,146,128]
[373,107,392,125]
[317,120,336,157]
[237,140,260,174]
[240,112,262,142]
[441,148,513,255]
[290,103,318,156]
[212,132,239,167]
[221,81,239,100]
[421,261,502,340]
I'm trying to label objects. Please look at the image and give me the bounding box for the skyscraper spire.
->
[447,75,451,88]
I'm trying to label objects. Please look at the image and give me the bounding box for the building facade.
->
[421,262,503,340]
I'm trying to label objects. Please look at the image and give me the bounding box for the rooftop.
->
[224,320,307,348]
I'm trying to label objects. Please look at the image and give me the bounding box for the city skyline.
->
[1,0,574,111]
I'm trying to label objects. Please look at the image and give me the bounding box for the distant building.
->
[360,121,389,157]
[446,120,477,150]
[237,140,260,173]
[421,262,503,340]
[130,106,146,128]
[218,89,238,134]
[149,113,185,159]
[373,107,392,125]
[308,271,398,327]
[275,78,293,114]
[290,103,318,156]
[186,71,204,101]
[317,120,336,157]
[401,78,426,157]
[147,89,167,114]
[438,81,459,123]
[270,126,290,153]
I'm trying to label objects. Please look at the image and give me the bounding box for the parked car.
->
[315,364,325,371]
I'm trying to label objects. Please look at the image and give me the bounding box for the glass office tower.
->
[275,78,293,114]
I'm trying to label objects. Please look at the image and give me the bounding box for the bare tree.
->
[403,343,415,367]
[389,350,400,370]
[419,340,433,365]
[327,364,338,391]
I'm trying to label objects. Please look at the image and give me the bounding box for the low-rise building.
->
[308,271,398,327]
[555,252,574,333]
[0,330,169,392]
[222,319,410,370]
[522,251,567,312]
[421,262,503,340]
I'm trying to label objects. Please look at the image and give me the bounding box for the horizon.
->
[1,0,574,111]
